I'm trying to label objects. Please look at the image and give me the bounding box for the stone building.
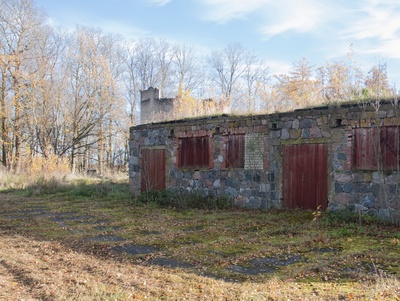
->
[140,87,174,124]
[130,100,400,223]
[140,87,217,124]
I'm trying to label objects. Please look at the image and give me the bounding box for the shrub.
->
[133,189,233,210]
[25,175,68,196]
[134,190,175,206]
[28,154,70,176]
[324,208,380,226]
[0,154,71,193]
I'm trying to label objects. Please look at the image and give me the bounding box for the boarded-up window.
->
[381,126,400,169]
[353,128,379,170]
[227,134,245,168]
[141,148,166,191]
[353,126,399,170]
[179,136,210,168]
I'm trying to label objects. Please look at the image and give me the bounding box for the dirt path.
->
[0,230,138,300]
[0,194,137,300]
[1,230,295,301]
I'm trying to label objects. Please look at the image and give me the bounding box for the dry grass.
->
[0,189,399,300]
[1,231,398,301]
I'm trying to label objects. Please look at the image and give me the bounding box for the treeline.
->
[0,0,394,174]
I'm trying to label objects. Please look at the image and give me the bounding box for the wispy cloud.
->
[200,0,268,23]
[99,20,150,38]
[260,0,331,37]
[264,59,292,75]
[364,38,400,59]
[200,0,336,37]
[147,0,171,7]
[343,0,400,59]
[345,1,400,40]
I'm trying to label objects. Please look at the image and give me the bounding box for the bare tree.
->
[122,41,140,125]
[96,32,125,174]
[172,42,203,93]
[240,53,270,112]
[0,0,48,171]
[134,38,159,91]
[61,27,112,173]
[29,27,66,158]
[208,42,248,111]
[155,39,173,97]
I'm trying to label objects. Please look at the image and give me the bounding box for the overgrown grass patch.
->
[133,189,233,210]
[0,183,399,300]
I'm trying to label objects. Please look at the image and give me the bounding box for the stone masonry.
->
[140,87,174,124]
[130,101,400,223]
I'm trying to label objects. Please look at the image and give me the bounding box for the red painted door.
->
[283,144,328,210]
[141,149,166,191]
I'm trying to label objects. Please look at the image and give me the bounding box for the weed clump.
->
[133,189,233,210]
[68,181,130,200]
[25,176,69,196]
[323,208,380,226]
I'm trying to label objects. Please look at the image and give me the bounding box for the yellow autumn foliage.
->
[28,154,70,177]
[174,86,216,119]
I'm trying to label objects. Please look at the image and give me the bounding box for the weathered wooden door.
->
[141,148,166,191]
[283,144,328,210]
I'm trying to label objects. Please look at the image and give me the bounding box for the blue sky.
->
[35,0,400,85]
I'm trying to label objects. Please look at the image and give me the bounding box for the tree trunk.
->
[107,117,113,171]
[0,70,7,167]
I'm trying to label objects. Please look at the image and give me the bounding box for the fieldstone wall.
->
[130,101,400,223]
[329,103,400,222]
[130,117,274,209]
